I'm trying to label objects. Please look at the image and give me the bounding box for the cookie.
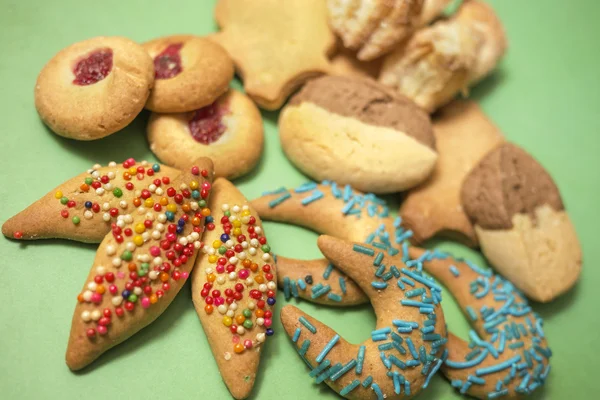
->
[419,0,452,25]
[252,180,413,306]
[143,35,234,113]
[328,45,383,79]
[279,76,437,193]
[65,159,215,370]
[2,159,182,243]
[34,36,154,140]
[410,247,552,399]
[379,0,507,112]
[461,143,582,302]
[191,178,276,399]
[399,100,505,246]
[281,236,447,399]
[213,0,335,110]
[147,89,263,179]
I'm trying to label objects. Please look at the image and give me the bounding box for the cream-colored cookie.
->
[214,0,335,110]
[147,89,263,179]
[399,100,505,246]
[461,143,582,302]
[379,0,507,112]
[2,159,180,243]
[281,236,447,399]
[65,159,215,370]
[34,36,154,140]
[410,247,552,399]
[191,178,276,399]
[142,34,233,113]
[279,76,437,193]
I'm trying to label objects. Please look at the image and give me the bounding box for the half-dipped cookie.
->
[147,89,263,179]
[143,35,234,113]
[279,75,437,194]
[461,143,582,302]
[34,36,154,140]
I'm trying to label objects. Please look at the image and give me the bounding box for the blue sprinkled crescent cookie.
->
[281,235,448,399]
[252,180,413,306]
[410,247,552,399]
[461,143,582,302]
[279,75,437,194]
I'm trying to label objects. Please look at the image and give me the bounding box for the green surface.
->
[0,0,599,398]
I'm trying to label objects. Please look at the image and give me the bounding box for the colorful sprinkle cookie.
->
[212,0,335,110]
[409,247,552,399]
[65,158,215,370]
[400,100,505,246]
[281,235,447,399]
[147,89,264,179]
[142,35,234,113]
[34,36,154,140]
[379,0,507,112]
[2,160,182,243]
[191,178,276,399]
[461,143,582,302]
[279,76,437,193]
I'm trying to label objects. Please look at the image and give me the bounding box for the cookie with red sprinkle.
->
[191,178,276,399]
[147,89,263,179]
[142,35,234,113]
[34,36,154,140]
[65,158,215,370]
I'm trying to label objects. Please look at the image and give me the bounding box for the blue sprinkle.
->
[292,328,301,343]
[330,359,357,381]
[316,334,340,363]
[432,338,448,348]
[339,379,360,396]
[529,348,543,363]
[283,277,291,300]
[366,232,376,244]
[449,265,460,277]
[497,332,506,353]
[394,216,402,228]
[343,185,352,202]
[393,372,402,394]
[327,292,342,302]
[404,380,411,395]
[488,389,509,398]
[308,359,331,377]
[328,363,343,377]
[299,316,317,334]
[372,382,384,400]
[397,280,406,290]
[393,320,419,329]
[495,380,503,391]
[451,379,463,388]
[339,277,347,294]
[311,285,331,299]
[390,265,400,278]
[421,325,435,334]
[294,182,317,193]
[419,346,427,363]
[423,334,442,342]
[406,288,426,298]
[382,271,394,281]
[406,359,421,367]
[380,352,392,369]
[331,182,342,198]
[541,365,551,380]
[372,327,392,336]
[468,375,486,385]
[460,381,472,394]
[401,299,432,308]
[353,244,374,256]
[395,230,413,243]
[397,326,413,333]
[401,268,442,291]
[475,355,522,376]
[372,333,388,342]
[423,358,443,388]
[373,252,384,266]
[389,354,406,369]
[375,265,386,277]
[405,338,419,359]
[362,375,373,388]
[297,278,307,290]
[322,264,334,279]
[262,186,287,196]
[372,241,387,250]
[356,346,366,374]
[400,277,415,287]
[391,332,403,343]
[268,192,291,208]
[465,348,482,361]
[315,366,334,384]
[445,349,489,369]
[301,190,324,205]
[517,373,531,392]
[298,340,311,356]
[372,282,388,290]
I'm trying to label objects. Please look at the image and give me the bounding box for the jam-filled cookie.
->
[34,36,154,140]
[147,89,263,179]
[143,35,234,113]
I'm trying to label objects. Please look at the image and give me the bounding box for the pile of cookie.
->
[3,0,582,399]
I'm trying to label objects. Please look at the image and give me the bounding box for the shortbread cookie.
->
[281,236,447,399]
[328,45,383,79]
[253,181,413,306]
[191,178,276,399]
[147,89,263,179]
[279,76,437,193]
[213,0,335,110]
[65,159,215,370]
[2,160,181,243]
[461,143,582,302]
[419,0,452,25]
[379,0,507,112]
[34,36,154,140]
[410,247,552,399]
[143,35,234,113]
[400,100,505,246]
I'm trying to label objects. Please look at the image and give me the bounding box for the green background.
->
[0,0,598,398]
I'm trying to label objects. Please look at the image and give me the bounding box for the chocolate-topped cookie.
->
[279,76,437,193]
[461,143,582,302]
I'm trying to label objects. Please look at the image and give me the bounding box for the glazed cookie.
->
[143,35,234,113]
[35,36,154,140]
[379,0,507,112]
[400,100,505,246]
[253,181,412,306]
[147,89,263,179]
[410,247,552,399]
[65,159,215,370]
[2,159,181,243]
[191,178,276,399]
[281,236,447,399]
[213,0,335,110]
[279,76,437,193]
[461,143,582,302]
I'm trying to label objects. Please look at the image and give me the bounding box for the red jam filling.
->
[188,102,228,145]
[154,43,183,79]
[72,49,113,86]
